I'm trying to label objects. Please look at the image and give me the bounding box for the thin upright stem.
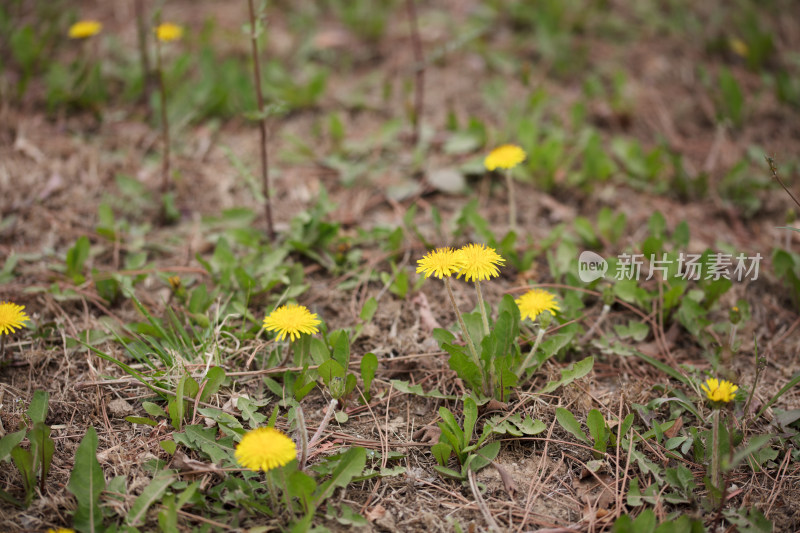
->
[296,406,308,470]
[580,303,610,344]
[405,0,424,146]
[155,37,170,194]
[309,399,338,448]
[475,280,490,336]
[444,277,481,370]
[505,168,517,230]
[767,156,800,211]
[518,327,546,378]
[711,409,721,493]
[247,0,275,241]
[134,0,152,106]
[278,466,292,515]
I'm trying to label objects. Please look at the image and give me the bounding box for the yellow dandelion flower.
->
[235,426,297,472]
[485,144,526,171]
[263,304,321,342]
[68,20,102,39]
[701,378,738,404]
[47,529,75,533]
[0,302,30,336]
[457,244,505,282]
[515,289,560,321]
[155,23,183,42]
[729,38,748,58]
[416,247,465,280]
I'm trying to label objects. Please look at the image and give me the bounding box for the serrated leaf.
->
[237,396,267,429]
[390,379,458,400]
[180,425,233,464]
[68,427,105,533]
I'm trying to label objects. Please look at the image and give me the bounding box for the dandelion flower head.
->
[155,23,183,42]
[485,144,526,171]
[416,247,465,280]
[0,302,30,336]
[515,289,560,322]
[47,529,75,533]
[263,304,321,342]
[701,378,738,404]
[457,244,505,282]
[235,427,297,472]
[68,20,102,39]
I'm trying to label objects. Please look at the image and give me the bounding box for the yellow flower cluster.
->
[68,20,102,39]
[67,20,184,42]
[484,144,526,171]
[263,304,321,342]
[416,243,505,281]
[155,23,183,43]
[701,378,738,404]
[0,301,30,336]
[235,427,297,472]
[515,289,560,322]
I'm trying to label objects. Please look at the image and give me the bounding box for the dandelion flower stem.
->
[444,277,481,370]
[0,335,5,358]
[296,406,308,470]
[309,398,338,448]
[711,409,721,494]
[505,168,517,230]
[518,326,546,378]
[155,35,170,194]
[580,303,611,344]
[474,280,490,336]
[278,465,291,514]
[134,0,152,105]
[728,323,738,353]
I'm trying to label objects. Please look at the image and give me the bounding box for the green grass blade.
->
[632,349,690,385]
[758,372,800,418]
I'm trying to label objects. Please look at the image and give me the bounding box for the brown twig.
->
[405,0,424,146]
[246,0,275,241]
[767,156,800,211]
